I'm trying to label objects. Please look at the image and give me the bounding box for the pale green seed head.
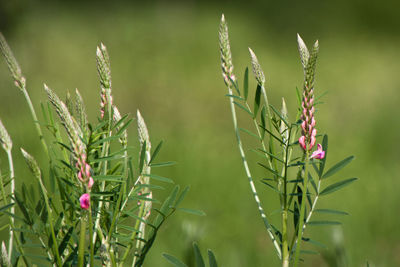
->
[21,148,41,179]
[219,14,235,85]
[0,120,12,152]
[96,43,112,90]
[137,109,151,151]
[248,48,266,86]
[0,32,24,89]
[75,88,88,133]
[297,33,310,70]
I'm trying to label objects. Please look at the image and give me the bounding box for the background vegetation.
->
[0,1,399,266]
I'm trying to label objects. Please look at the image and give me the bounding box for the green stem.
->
[78,215,87,267]
[35,167,62,266]
[21,86,49,158]
[6,150,14,259]
[88,206,94,266]
[227,86,282,259]
[293,151,310,267]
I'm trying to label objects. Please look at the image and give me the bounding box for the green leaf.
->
[208,250,218,267]
[307,220,342,226]
[260,180,280,194]
[93,175,123,182]
[314,209,349,215]
[242,68,249,101]
[253,84,262,118]
[260,107,266,139]
[143,174,174,184]
[0,202,14,212]
[233,101,253,116]
[174,186,190,208]
[193,242,205,267]
[269,104,289,127]
[177,208,206,216]
[150,161,176,168]
[225,94,244,101]
[319,178,358,196]
[150,140,163,164]
[139,140,147,173]
[301,250,319,255]
[239,128,260,140]
[163,253,188,267]
[322,156,354,179]
[302,237,327,248]
[58,226,73,255]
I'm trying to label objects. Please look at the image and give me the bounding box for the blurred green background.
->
[1,0,400,266]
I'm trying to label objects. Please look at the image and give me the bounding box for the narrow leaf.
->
[177,208,206,216]
[163,253,188,267]
[233,101,253,116]
[314,209,348,215]
[319,178,358,196]
[243,67,249,100]
[193,242,205,267]
[253,84,262,118]
[322,156,354,179]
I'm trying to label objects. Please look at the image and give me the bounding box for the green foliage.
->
[0,35,197,267]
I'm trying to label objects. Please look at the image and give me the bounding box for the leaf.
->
[174,186,190,208]
[233,101,253,116]
[193,242,205,267]
[307,221,342,226]
[243,67,249,100]
[314,209,348,215]
[322,156,354,179]
[302,237,327,248]
[139,140,147,173]
[0,203,14,213]
[177,208,206,216]
[239,128,260,140]
[225,94,244,101]
[150,140,163,164]
[269,104,289,127]
[301,250,319,255]
[58,226,73,255]
[260,107,266,139]
[208,250,218,267]
[150,161,176,168]
[142,174,174,184]
[319,178,358,196]
[253,84,262,118]
[260,180,280,194]
[163,253,188,267]
[93,175,123,182]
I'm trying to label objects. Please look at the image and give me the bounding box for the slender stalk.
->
[88,207,94,266]
[35,167,63,266]
[293,151,310,267]
[78,215,87,267]
[6,151,14,259]
[228,86,282,259]
[21,87,49,157]
[120,200,147,266]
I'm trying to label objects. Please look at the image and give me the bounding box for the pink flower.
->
[88,177,94,189]
[299,136,306,150]
[310,144,325,159]
[80,193,90,209]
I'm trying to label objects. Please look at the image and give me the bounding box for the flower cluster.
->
[299,88,317,151]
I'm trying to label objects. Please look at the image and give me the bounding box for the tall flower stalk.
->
[219,15,356,267]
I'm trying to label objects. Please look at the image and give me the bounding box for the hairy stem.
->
[228,86,282,259]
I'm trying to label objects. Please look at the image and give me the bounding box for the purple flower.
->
[310,144,325,159]
[80,193,90,209]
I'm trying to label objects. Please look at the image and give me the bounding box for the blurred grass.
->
[0,1,400,266]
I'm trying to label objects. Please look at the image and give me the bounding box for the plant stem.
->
[78,215,87,267]
[21,86,49,158]
[293,151,310,267]
[35,166,63,266]
[227,86,282,259]
[6,150,14,259]
[88,207,94,267]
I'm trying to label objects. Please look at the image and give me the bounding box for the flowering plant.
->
[0,34,199,267]
[219,14,357,267]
